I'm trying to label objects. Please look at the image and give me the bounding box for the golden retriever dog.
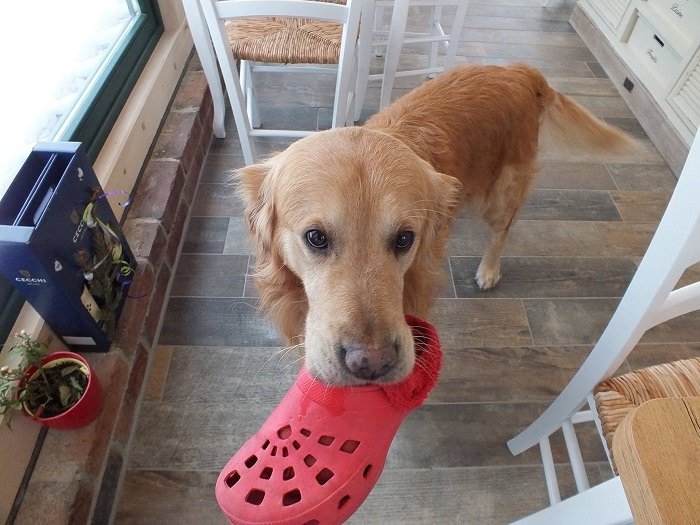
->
[237,63,634,386]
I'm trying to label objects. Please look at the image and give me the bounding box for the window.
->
[0,0,163,344]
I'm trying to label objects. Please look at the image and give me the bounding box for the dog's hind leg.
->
[476,163,538,290]
[476,227,510,290]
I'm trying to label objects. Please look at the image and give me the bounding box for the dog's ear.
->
[236,161,308,342]
[403,161,461,316]
[422,160,462,234]
[235,162,276,254]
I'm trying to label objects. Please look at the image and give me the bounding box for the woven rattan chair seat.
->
[226,16,343,64]
[594,356,700,468]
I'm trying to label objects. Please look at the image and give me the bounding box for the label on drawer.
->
[627,13,683,88]
[590,0,633,30]
[651,0,700,45]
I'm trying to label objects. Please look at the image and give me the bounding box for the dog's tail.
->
[535,72,639,157]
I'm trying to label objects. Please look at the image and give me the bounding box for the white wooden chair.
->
[507,130,700,524]
[354,0,468,118]
[182,0,370,165]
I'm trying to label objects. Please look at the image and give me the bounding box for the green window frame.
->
[61,0,164,161]
[0,0,163,345]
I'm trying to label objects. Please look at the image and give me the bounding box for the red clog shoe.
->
[215,315,442,525]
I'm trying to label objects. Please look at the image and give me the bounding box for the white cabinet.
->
[588,0,632,30]
[576,0,700,155]
[626,10,683,91]
[670,56,700,133]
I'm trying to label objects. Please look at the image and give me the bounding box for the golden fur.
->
[237,63,635,385]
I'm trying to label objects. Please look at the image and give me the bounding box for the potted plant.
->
[74,194,136,340]
[0,331,102,430]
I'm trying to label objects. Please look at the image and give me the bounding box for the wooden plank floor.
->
[113,1,698,523]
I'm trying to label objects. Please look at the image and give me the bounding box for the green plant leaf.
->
[59,384,72,407]
[61,365,80,377]
[68,376,84,393]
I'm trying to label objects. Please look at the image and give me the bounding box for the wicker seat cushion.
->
[225,15,343,65]
[594,356,700,468]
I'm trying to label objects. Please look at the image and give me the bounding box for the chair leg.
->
[241,61,261,129]
[332,0,363,127]
[511,477,633,525]
[197,0,257,163]
[379,0,410,108]
[508,132,700,458]
[373,5,386,57]
[427,5,441,77]
[445,1,468,71]
[354,0,375,122]
[182,0,226,138]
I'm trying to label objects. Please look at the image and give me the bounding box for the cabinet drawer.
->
[589,0,632,30]
[670,56,700,134]
[627,14,683,87]
[652,0,700,37]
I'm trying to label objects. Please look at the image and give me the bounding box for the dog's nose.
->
[340,342,399,381]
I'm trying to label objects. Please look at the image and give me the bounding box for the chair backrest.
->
[509,130,700,460]
[507,130,700,519]
[195,0,364,164]
[367,0,469,109]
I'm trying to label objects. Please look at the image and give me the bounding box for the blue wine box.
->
[0,142,136,351]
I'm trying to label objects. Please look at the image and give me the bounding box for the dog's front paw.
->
[475,267,501,290]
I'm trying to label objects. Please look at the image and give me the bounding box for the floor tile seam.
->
[528,187,631,193]
[166,293,629,299]
[119,461,613,475]
[464,11,576,22]
[435,295,626,300]
[447,256,459,299]
[381,461,613,472]
[181,250,249,258]
[144,397,595,408]
[153,342,285,348]
[448,254,640,259]
[147,340,700,352]
[189,214,241,219]
[166,294,255,299]
[423,400,573,407]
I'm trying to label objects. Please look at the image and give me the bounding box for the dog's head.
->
[237,127,460,385]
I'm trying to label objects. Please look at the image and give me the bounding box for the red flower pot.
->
[22,351,102,430]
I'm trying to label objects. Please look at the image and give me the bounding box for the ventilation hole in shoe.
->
[283,467,295,481]
[316,468,334,485]
[261,440,270,450]
[282,447,289,457]
[277,425,292,439]
[303,521,320,525]
[271,446,277,457]
[292,440,301,450]
[300,428,312,437]
[304,454,317,467]
[245,489,265,506]
[260,467,273,480]
[224,471,241,488]
[363,464,373,479]
[282,489,302,506]
[339,440,360,453]
[318,435,335,446]
[244,455,258,468]
[338,495,350,509]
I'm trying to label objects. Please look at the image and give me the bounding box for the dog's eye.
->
[395,230,415,251]
[305,229,329,250]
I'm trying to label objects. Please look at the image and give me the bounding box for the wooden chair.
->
[354,0,468,118]
[507,129,700,524]
[182,0,370,164]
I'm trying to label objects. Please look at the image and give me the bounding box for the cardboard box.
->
[0,143,136,351]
